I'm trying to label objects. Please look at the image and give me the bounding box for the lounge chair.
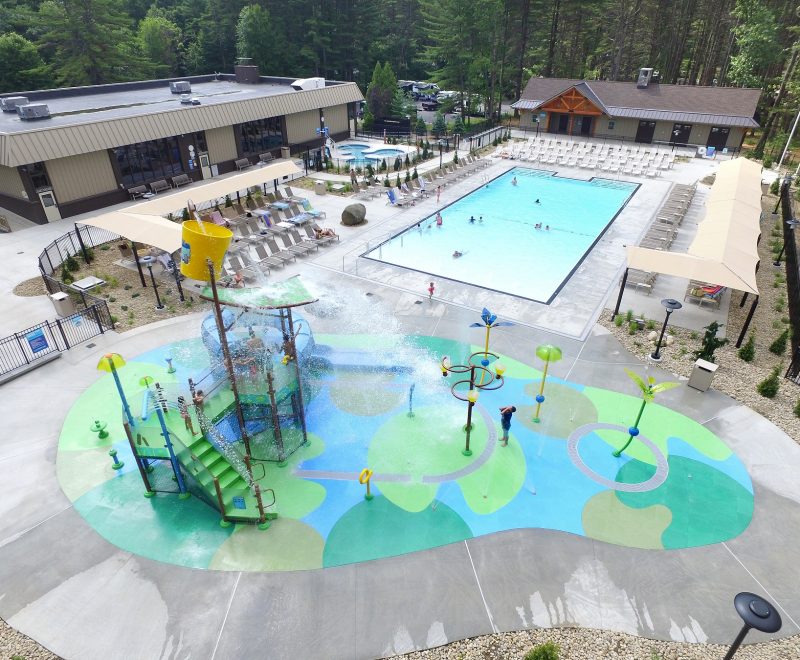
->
[312,221,339,241]
[303,224,335,246]
[278,232,315,255]
[264,237,297,263]
[226,254,261,280]
[284,187,306,203]
[684,282,725,308]
[290,228,322,250]
[252,243,286,269]
[386,188,412,207]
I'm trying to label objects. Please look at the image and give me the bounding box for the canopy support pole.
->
[739,292,748,308]
[611,268,628,321]
[736,296,759,348]
[130,243,147,288]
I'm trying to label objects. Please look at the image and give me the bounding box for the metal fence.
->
[780,179,800,383]
[38,224,120,283]
[0,303,113,377]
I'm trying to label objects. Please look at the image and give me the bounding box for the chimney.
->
[234,58,260,84]
[636,68,654,88]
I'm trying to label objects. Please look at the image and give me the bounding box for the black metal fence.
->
[0,303,114,377]
[38,224,120,285]
[780,179,800,383]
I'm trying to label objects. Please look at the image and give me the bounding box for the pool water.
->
[362,168,637,303]
[336,143,405,166]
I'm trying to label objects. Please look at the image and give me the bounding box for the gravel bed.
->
[13,243,210,332]
[598,191,800,445]
[0,617,59,659]
[397,627,800,659]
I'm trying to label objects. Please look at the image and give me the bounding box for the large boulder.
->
[341,203,367,226]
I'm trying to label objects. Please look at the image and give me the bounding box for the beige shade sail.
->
[77,211,183,253]
[132,159,302,216]
[626,157,762,295]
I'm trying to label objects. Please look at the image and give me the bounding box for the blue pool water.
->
[336,143,404,166]
[362,168,637,303]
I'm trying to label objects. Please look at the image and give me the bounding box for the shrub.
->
[61,264,74,284]
[763,156,773,169]
[693,321,728,363]
[405,170,411,183]
[404,154,410,168]
[412,167,418,180]
[769,329,789,355]
[770,178,780,195]
[120,305,128,311]
[794,399,800,418]
[628,320,638,335]
[524,642,560,660]
[453,152,459,164]
[131,292,140,299]
[396,173,401,187]
[737,333,755,362]
[757,367,781,398]
[108,296,116,303]
[65,254,80,272]
[625,309,634,322]
[110,315,118,325]
[614,315,624,327]
[383,177,390,187]
[79,247,95,263]
[645,319,656,330]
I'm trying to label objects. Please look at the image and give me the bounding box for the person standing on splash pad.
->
[499,405,517,446]
[428,281,435,300]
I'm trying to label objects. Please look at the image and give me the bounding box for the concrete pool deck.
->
[2,154,799,659]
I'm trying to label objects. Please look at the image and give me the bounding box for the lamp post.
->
[438,139,445,169]
[441,353,506,456]
[139,256,164,310]
[773,218,800,266]
[723,592,781,660]
[651,298,682,361]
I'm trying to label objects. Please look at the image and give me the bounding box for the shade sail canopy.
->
[78,211,183,253]
[133,160,301,216]
[626,157,762,295]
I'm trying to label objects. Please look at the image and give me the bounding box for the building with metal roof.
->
[0,66,363,224]
[512,69,760,150]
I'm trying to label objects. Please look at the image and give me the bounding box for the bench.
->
[235,158,252,171]
[128,185,148,200]
[259,152,274,164]
[171,174,191,188]
[149,179,170,194]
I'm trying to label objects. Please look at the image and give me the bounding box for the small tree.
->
[65,254,80,272]
[362,109,375,131]
[737,333,756,362]
[415,117,427,137]
[404,154,410,168]
[396,173,401,187]
[757,366,781,398]
[224,194,233,208]
[769,329,789,355]
[405,170,411,183]
[770,178,780,195]
[693,321,728,363]
[432,111,447,138]
[61,264,74,284]
[453,151,459,164]
[366,163,374,178]
[182,207,190,221]
[412,167,418,180]
[394,156,402,171]
[453,116,465,135]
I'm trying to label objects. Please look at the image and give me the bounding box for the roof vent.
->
[169,81,191,94]
[17,103,51,120]
[291,77,326,91]
[1,96,29,113]
[636,68,654,89]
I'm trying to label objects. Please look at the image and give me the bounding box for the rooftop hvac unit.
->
[169,81,192,94]
[636,68,654,88]
[290,77,325,91]
[1,96,29,113]
[17,103,51,120]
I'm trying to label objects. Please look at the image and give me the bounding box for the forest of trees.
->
[0,0,798,152]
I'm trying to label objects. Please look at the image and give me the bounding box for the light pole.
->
[441,353,506,456]
[651,298,682,361]
[723,592,781,660]
[438,139,445,169]
[140,257,164,310]
[773,218,800,266]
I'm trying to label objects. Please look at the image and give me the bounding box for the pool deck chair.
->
[264,237,297,263]
[278,232,315,255]
[252,243,286,269]
[312,221,339,241]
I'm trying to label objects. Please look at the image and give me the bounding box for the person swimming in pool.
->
[468,215,476,224]
[452,250,464,258]
[535,198,541,204]
[512,176,518,186]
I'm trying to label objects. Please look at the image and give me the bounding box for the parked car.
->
[179,94,192,104]
[420,97,440,110]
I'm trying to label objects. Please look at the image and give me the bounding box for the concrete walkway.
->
[1,159,799,659]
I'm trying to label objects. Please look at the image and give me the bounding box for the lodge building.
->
[512,69,760,152]
[0,66,362,225]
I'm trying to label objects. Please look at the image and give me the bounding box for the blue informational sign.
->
[26,328,48,353]
[232,496,246,510]
[706,146,716,158]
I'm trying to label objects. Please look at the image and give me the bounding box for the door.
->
[670,123,692,145]
[707,126,730,150]
[635,120,656,143]
[37,189,61,223]
[579,116,593,136]
[199,153,212,179]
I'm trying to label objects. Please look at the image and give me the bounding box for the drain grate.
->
[86,343,96,349]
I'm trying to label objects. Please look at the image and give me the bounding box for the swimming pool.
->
[336,143,405,166]
[362,168,638,303]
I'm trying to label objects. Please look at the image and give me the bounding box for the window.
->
[237,117,283,155]
[113,137,185,187]
[608,120,615,130]
[25,162,51,190]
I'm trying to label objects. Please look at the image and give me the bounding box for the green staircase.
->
[175,434,265,524]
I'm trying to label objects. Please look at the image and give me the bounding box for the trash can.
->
[280,146,291,160]
[314,180,327,196]
[50,291,75,317]
[688,358,719,392]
